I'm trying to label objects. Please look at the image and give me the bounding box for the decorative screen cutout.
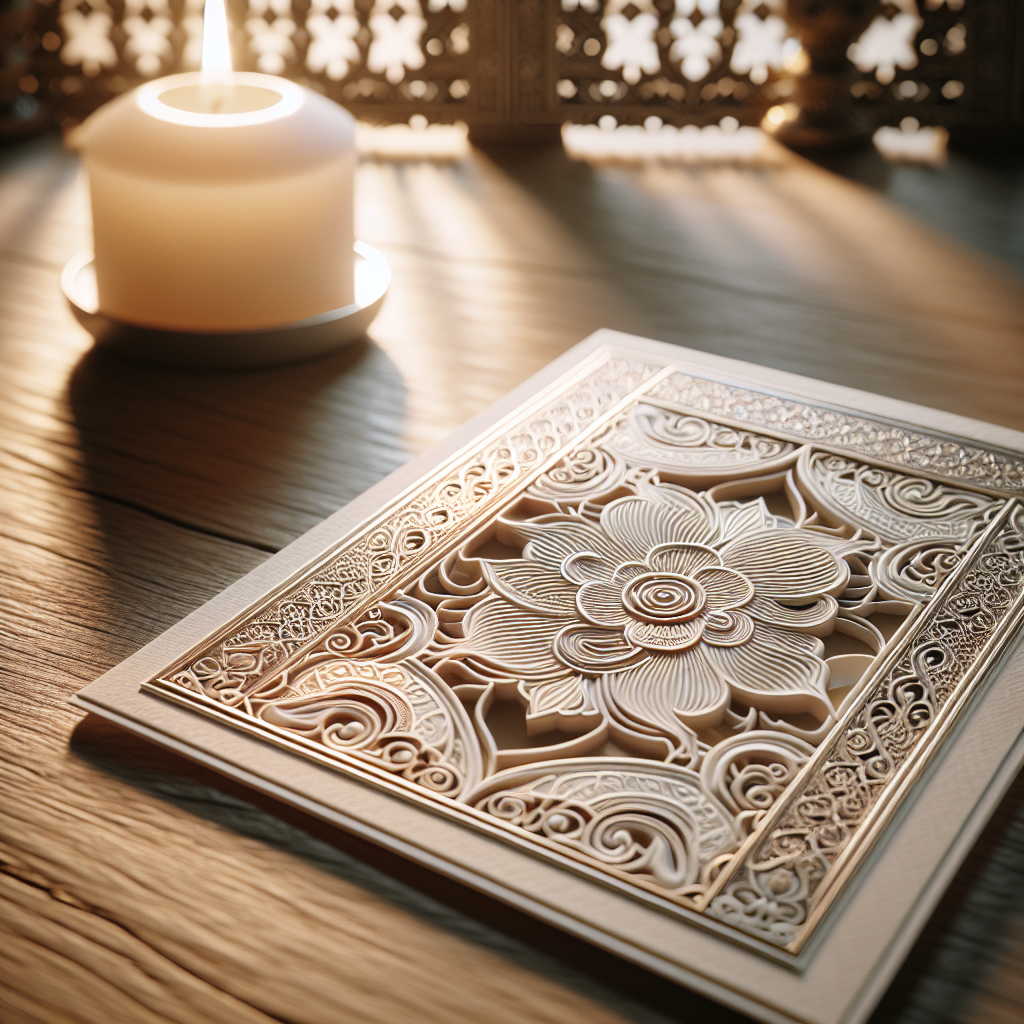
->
[20,0,1007,139]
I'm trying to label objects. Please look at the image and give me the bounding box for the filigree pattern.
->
[143,349,1024,958]
[254,656,479,796]
[797,450,998,542]
[43,0,483,129]
[670,2,725,85]
[601,401,799,485]
[306,0,360,81]
[549,0,976,127]
[730,0,787,86]
[850,1,922,86]
[600,0,659,87]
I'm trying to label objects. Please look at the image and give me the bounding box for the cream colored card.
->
[76,331,1024,1024]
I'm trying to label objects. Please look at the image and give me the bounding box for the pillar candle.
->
[81,70,355,333]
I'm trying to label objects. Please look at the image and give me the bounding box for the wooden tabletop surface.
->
[1,132,1022,1024]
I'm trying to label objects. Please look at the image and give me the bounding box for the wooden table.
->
[2,132,1022,1024]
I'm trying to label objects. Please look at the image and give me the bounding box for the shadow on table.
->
[802,145,1024,271]
[69,711,1024,1024]
[66,335,411,558]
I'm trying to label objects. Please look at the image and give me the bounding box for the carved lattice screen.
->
[13,0,1022,141]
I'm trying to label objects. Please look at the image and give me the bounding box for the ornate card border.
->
[704,500,1024,953]
[136,345,1024,964]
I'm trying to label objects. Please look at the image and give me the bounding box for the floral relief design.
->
[451,483,848,768]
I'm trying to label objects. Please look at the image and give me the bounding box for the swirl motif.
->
[260,682,413,751]
[246,657,479,798]
[469,758,738,897]
[798,450,998,545]
[870,537,964,603]
[601,402,799,484]
[159,356,661,698]
[649,372,1023,493]
[622,573,707,624]
[699,731,815,834]
[526,445,628,508]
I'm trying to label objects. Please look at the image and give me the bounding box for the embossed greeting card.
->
[76,331,1024,1024]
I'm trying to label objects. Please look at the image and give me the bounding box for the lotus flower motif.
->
[456,481,851,759]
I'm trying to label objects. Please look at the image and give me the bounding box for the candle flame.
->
[202,0,232,73]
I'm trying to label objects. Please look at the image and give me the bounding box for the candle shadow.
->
[66,336,411,567]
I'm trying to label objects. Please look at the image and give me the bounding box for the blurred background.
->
[2,0,1021,148]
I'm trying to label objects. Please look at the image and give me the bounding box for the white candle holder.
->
[62,240,389,370]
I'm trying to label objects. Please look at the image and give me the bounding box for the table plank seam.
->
[80,489,280,556]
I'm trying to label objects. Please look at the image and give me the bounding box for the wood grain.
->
[1,131,1022,1024]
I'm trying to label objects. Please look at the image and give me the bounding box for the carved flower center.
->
[621,572,706,624]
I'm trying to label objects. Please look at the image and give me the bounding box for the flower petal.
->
[503,515,628,576]
[603,648,731,734]
[746,593,839,637]
[647,542,721,576]
[718,498,789,542]
[523,675,601,735]
[561,551,615,584]
[720,529,849,601]
[693,566,754,611]
[754,620,824,655]
[625,617,705,652]
[459,597,568,678]
[611,561,649,585]
[482,560,579,617]
[600,495,714,562]
[702,627,832,720]
[554,623,644,675]
[576,581,630,627]
[702,610,755,647]
[794,526,879,561]
[634,479,720,543]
